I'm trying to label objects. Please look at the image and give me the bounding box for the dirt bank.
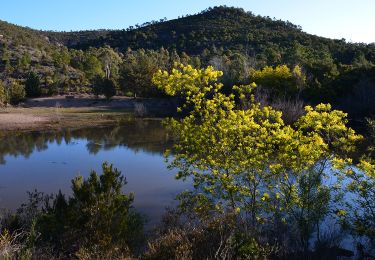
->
[0,95,177,131]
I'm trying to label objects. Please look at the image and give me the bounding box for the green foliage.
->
[353,51,372,68]
[8,81,26,105]
[0,162,145,258]
[82,52,104,80]
[25,72,41,97]
[93,76,117,99]
[52,48,70,68]
[92,76,103,97]
[17,53,31,70]
[249,65,306,98]
[36,162,144,256]
[47,81,59,96]
[324,67,375,117]
[280,167,331,251]
[119,48,170,97]
[235,235,275,259]
[208,52,253,89]
[102,78,117,100]
[47,6,375,69]
[97,46,123,80]
[0,81,6,105]
[333,120,375,251]
[333,157,375,251]
[368,119,375,156]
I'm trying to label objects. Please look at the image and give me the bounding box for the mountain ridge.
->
[39,6,375,61]
[1,6,374,65]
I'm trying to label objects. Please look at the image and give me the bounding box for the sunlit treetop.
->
[153,64,362,186]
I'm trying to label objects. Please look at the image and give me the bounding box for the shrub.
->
[0,81,7,105]
[249,65,306,98]
[153,64,362,257]
[92,77,117,99]
[47,82,59,96]
[8,82,26,105]
[36,162,144,257]
[102,78,117,99]
[0,218,40,259]
[25,72,41,97]
[92,76,103,97]
[0,230,24,258]
[144,209,276,259]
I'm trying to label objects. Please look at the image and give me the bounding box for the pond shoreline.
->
[0,121,179,226]
[0,95,176,132]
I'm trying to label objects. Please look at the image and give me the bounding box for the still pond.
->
[0,120,189,226]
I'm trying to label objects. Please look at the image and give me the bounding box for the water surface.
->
[0,120,188,225]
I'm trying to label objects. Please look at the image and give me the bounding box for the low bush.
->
[0,81,6,105]
[1,162,144,259]
[8,81,26,105]
[25,72,42,98]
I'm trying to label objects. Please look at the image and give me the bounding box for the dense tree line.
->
[0,41,200,102]
[1,6,374,122]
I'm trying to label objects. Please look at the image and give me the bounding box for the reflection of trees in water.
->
[0,120,171,164]
[84,120,171,155]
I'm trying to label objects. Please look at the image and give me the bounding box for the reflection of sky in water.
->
[0,125,368,251]
[0,125,190,227]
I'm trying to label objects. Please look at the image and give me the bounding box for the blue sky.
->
[1,0,374,43]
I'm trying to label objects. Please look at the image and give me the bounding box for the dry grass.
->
[0,106,133,131]
[0,230,25,259]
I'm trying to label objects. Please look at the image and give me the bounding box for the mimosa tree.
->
[153,64,362,254]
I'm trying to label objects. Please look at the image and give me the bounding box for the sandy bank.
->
[0,95,176,131]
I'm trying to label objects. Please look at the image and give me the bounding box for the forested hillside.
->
[1,6,374,120]
[45,6,375,64]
